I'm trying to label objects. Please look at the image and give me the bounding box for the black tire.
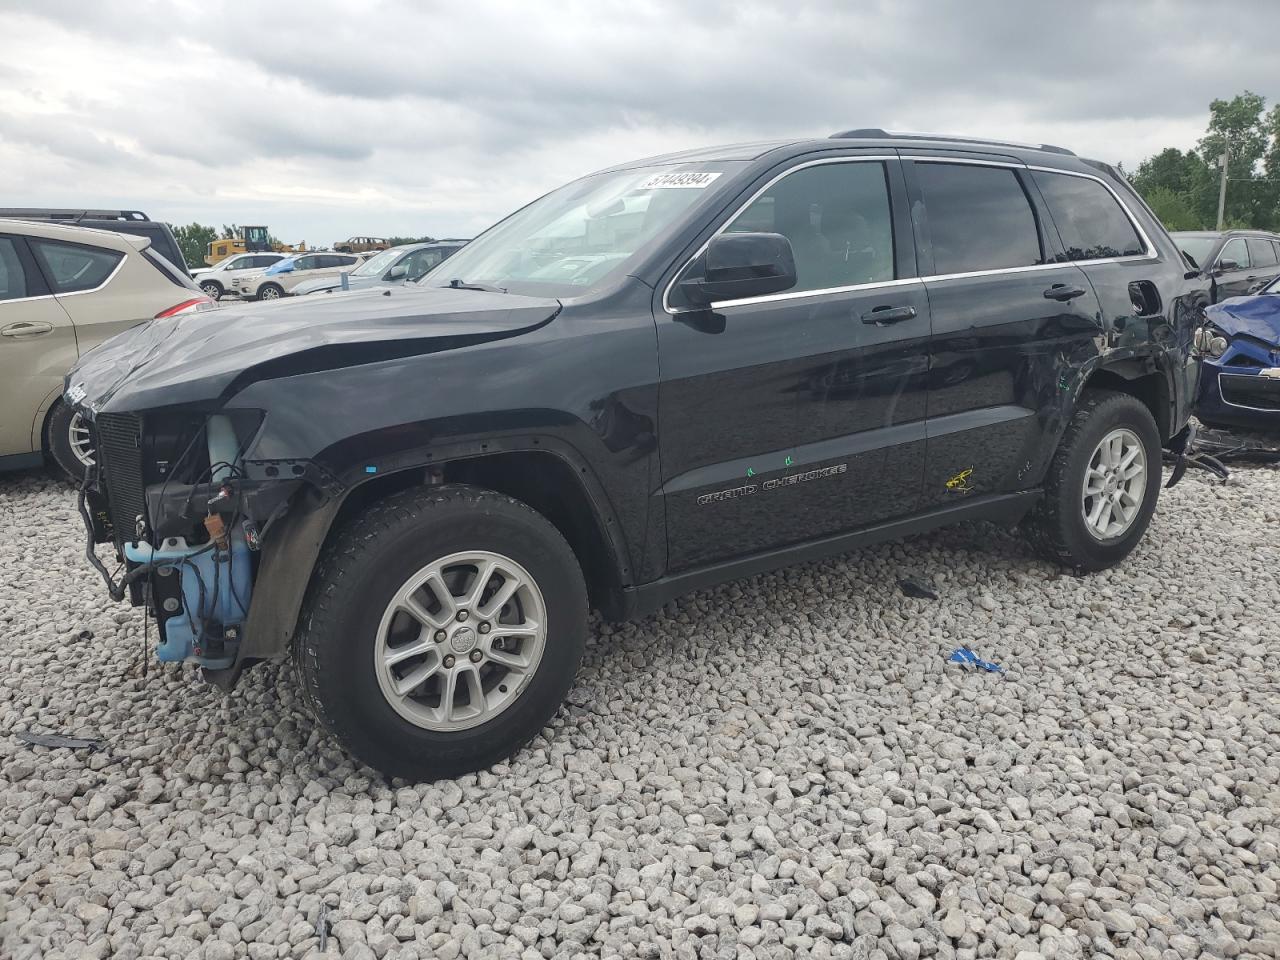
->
[293,484,588,780]
[258,283,283,301]
[199,280,223,300]
[44,400,93,483]
[1023,389,1162,571]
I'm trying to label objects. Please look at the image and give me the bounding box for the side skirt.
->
[613,489,1041,621]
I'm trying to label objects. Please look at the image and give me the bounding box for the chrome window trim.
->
[0,253,126,305]
[663,154,1161,314]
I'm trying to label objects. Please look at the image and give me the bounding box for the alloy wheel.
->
[373,550,547,731]
[68,411,95,468]
[1081,427,1146,540]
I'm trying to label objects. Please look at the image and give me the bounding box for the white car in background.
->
[189,252,288,301]
[234,252,362,300]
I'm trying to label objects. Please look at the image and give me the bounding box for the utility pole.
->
[1216,143,1230,230]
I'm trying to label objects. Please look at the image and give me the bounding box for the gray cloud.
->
[3,0,1276,244]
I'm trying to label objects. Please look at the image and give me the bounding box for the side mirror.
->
[1216,258,1239,273]
[679,232,797,306]
[386,262,408,280]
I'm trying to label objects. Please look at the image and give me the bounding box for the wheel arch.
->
[1079,359,1173,441]
[231,443,630,684]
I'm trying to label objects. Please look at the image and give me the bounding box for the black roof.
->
[596,130,1108,178]
[1170,229,1280,240]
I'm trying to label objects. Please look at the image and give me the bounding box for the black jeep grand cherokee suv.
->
[68,130,1204,780]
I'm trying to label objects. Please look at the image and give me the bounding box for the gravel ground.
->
[2,464,1279,960]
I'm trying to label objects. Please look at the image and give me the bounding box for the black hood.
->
[68,285,561,412]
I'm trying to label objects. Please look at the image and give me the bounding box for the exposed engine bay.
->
[79,410,298,670]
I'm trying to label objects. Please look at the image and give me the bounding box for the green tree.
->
[1142,186,1202,231]
[169,223,218,268]
[220,224,241,240]
[387,235,437,246]
[1197,91,1277,228]
[1130,91,1280,232]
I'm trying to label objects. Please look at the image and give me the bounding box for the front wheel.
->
[1023,389,1161,571]
[258,283,283,300]
[293,485,588,780]
[45,401,95,481]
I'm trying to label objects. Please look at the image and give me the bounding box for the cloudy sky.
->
[1,0,1275,248]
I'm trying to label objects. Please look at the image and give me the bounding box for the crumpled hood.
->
[68,285,560,412]
[1206,295,1280,344]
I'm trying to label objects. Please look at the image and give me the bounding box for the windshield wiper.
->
[446,278,506,293]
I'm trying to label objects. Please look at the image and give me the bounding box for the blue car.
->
[1196,275,1280,430]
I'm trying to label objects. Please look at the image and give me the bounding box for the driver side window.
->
[1219,238,1250,270]
[725,161,895,293]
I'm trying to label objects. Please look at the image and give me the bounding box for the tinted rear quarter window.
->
[0,238,28,300]
[30,239,123,293]
[1032,171,1145,261]
[916,163,1043,275]
[1247,238,1278,267]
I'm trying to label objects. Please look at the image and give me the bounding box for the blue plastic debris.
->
[947,647,1004,674]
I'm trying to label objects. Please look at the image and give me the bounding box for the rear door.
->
[658,154,930,571]
[904,155,1104,506]
[0,234,77,457]
[1028,167,1168,349]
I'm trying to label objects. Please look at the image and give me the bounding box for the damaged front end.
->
[78,406,310,675]
[1194,295,1280,430]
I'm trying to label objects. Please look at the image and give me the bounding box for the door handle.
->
[860,305,917,325]
[0,321,54,338]
[1043,284,1087,302]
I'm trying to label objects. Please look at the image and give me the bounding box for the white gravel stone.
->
[2,464,1279,959]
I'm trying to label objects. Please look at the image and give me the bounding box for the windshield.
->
[1264,275,1280,294]
[352,247,401,278]
[423,163,742,297]
[1174,236,1218,270]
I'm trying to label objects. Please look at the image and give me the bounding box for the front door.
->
[657,156,928,571]
[0,234,78,457]
[1214,237,1255,301]
[904,157,1105,507]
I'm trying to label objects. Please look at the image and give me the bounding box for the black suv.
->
[67,131,1204,780]
[0,209,190,274]
[1172,229,1280,302]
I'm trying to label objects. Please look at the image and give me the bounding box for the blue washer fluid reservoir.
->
[124,532,252,669]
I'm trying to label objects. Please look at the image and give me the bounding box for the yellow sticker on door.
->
[945,468,974,495]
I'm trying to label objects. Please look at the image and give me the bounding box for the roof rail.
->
[0,208,152,221]
[828,129,1076,157]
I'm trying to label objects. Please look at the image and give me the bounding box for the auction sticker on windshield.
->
[637,171,722,189]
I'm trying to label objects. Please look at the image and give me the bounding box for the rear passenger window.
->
[29,239,123,293]
[0,238,29,301]
[1033,172,1146,261]
[916,163,1043,275]
[725,161,895,292]
[1247,238,1278,267]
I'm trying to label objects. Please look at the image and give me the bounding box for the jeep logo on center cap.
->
[450,626,476,654]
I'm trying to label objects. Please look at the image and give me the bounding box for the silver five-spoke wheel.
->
[1081,427,1146,540]
[374,550,547,731]
[68,411,95,468]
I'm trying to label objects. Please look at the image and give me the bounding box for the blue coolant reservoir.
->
[124,532,252,669]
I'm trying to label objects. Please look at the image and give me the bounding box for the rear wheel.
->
[1023,390,1161,570]
[45,401,94,482]
[199,280,223,300]
[293,484,588,780]
[258,282,284,300]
